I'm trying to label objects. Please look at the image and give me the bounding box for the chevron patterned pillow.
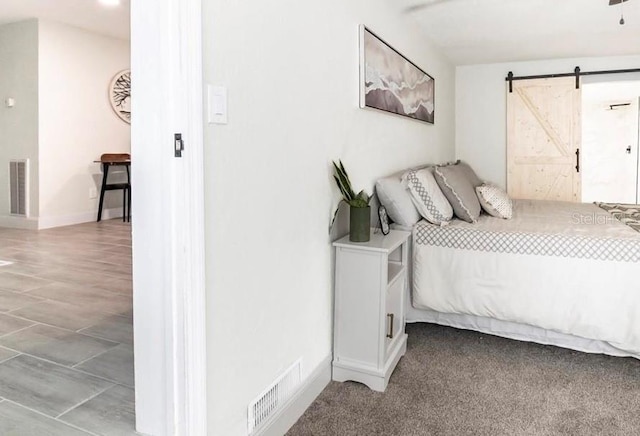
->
[476,184,513,219]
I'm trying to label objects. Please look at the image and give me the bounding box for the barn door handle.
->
[627,145,632,154]
[575,148,580,173]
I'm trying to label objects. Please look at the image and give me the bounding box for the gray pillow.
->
[457,161,483,188]
[434,165,481,223]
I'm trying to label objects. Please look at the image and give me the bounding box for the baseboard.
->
[37,207,125,230]
[0,207,127,230]
[254,354,331,436]
[0,215,39,230]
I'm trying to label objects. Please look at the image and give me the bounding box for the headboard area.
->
[373,161,460,229]
[331,160,461,240]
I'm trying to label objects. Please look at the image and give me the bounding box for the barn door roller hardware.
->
[609,103,631,110]
[506,66,640,93]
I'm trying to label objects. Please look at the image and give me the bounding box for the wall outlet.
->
[89,187,97,199]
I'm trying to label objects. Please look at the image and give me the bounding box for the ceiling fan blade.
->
[609,0,628,5]
[404,0,456,13]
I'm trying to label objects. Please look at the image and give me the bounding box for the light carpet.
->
[288,323,640,435]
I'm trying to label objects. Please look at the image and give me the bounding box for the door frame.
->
[131,0,207,434]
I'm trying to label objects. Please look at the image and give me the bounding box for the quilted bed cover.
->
[412,200,640,356]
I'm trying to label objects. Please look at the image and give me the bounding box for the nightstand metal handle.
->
[386,313,394,338]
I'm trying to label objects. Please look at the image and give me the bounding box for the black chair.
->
[97,153,131,222]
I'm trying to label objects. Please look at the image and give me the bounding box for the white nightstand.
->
[331,229,410,392]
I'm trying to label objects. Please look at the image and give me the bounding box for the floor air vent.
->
[9,160,28,216]
[248,359,301,434]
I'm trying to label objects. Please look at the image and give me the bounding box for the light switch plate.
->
[208,85,227,124]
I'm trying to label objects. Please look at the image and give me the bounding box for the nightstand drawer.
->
[385,271,404,356]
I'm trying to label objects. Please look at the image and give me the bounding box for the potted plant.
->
[333,160,371,242]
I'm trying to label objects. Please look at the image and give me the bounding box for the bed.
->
[376,163,640,359]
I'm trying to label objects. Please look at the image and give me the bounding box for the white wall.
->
[0,20,39,224]
[456,54,640,188]
[202,1,455,434]
[38,20,130,227]
[582,81,640,204]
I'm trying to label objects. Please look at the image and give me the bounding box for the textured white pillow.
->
[476,184,513,219]
[403,168,453,225]
[375,174,421,227]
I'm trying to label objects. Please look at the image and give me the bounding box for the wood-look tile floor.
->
[0,220,138,435]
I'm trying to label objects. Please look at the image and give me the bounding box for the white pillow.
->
[403,168,453,225]
[476,184,513,219]
[375,173,422,228]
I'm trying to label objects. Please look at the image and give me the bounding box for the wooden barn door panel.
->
[507,77,581,201]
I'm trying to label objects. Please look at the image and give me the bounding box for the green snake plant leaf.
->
[333,175,352,201]
[338,160,350,181]
[332,160,370,212]
[355,190,370,204]
[330,199,343,230]
[332,160,356,201]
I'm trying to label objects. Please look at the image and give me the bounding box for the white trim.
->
[130,0,174,428]
[0,215,39,230]
[254,355,332,436]
[0,208,124,230]
[130,0,172,428]
[37,207,125,229]
[173,0,208,434]
[180,0,208,430]
[131,0,207,434]
[359,24,366,108]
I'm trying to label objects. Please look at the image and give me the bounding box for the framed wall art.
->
[359,25,434,124]
[378,205,390,235]
[109,69,131,124]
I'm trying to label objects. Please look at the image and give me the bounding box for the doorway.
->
[581,80,640,204]
[0,1,207,433]
[0,7,136,435]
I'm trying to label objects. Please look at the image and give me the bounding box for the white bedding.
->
[411,199,640,357]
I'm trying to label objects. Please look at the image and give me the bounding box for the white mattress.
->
[406,200,640,358]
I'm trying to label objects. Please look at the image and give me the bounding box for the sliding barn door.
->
[507,77,581,201]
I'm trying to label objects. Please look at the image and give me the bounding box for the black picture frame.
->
[109,70,131,124]
[378,205,390,235]
[359,25,435,124]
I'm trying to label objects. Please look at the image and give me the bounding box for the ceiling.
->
[0,0,130,40]
[402,0,640,65]
[1,0,637,65]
